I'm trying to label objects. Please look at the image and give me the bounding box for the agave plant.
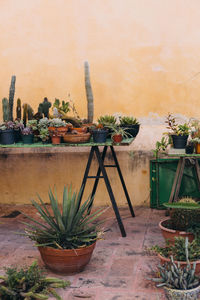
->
[22,186,104,249]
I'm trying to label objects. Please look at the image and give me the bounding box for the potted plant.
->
[149,241,200,300]
[27,119,39,136]
[39,127,50,144]
[165,113,190,149]
[97,115,117,136]
[0,261,70,299]
[107,124,131,144]
[21,185,105,274]
[13,120,24,142]
[48,118,68,144]
[152,237,200,274]
[0,121,15,145]
[119,116,140,138]
[159,197,200,245]
[21,127,34,144]
[91,125,108,143]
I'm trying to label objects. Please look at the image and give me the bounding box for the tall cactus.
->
[27,104,34,120]
[16,98,21,120]
[23,103,28,126]
[8,75,16,121]
[2,98,9,122]
[84,61,94,123]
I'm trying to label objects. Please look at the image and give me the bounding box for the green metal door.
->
[150,158,200,209]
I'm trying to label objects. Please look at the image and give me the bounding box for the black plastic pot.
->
[21,134,34,144]
[171,135,188,149]
[185,144,194,154]
[92,129,108,143]
[120,124,140,138]
[14,129,22,143]
[0,129,15,145]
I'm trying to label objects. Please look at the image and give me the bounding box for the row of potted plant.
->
[149,197,200,299]
[0,114,140,145]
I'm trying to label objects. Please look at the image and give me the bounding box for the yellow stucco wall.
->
[0,1,200,206]
[1,0,200,119]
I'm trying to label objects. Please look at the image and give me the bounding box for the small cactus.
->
[2,97,9,122]
[16,98,21,120]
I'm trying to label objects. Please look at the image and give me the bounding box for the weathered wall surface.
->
[0,0,200,120]
[0,125,164,206]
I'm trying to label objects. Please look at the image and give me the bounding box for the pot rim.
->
[159,218,193,235]
[164,284,200,293]
[158,252,200,264]
[38,241,96,253]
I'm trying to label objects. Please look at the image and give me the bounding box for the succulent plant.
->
[27,120,38,131]
[38,117,50,129]
[39,127,49,142]
[48,118,66,128]
[8,75,16,121]
[22,185,105,249]
[14,120,24,130]
[2,97,9,122]
[0,121,15,131]
[98,115,116,127]
[16,98,21,120]
[164,198,200,231]
[21,127,33,136]
[0,261,70,299]
[150,238,200,290]
[119,116,140,125]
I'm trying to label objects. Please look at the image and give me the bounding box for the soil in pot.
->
[92,129,108,143]
[120,124,140,138]
[21,134,34,144]
[171,135,188,149]
[159,218,194,245]
[0,129,15,145]
[38,242,96,274]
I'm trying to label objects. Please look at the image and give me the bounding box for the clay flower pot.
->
[164,284,200,300]
[196,143,200,154]
[38,242,96,274]
[112,134,123,143]
[158,253,200,275]
[159,218,194,245]
[51,136,61,145]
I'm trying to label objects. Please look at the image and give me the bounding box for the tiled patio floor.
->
[0,205,168,299]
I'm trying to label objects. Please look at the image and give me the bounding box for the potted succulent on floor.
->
[149,240,200,300]
[152,237,200,274]
[119,116,140,138]
[0,261,70,299]
[22,185,105,274]
[21,127,34,144]
[48,118,68,144]
[159,197,200,245]
[165,113,190,149]
[0,121,15,145]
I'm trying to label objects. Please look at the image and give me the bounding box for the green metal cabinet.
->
[150,158,200,209]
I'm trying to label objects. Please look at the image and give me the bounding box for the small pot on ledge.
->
[112,134,123,144]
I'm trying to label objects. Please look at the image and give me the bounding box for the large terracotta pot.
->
[159,218,194,245]
[164,285,200,300]
[38,242,96,274]
[158,253,200,274]
[51,136,61,145]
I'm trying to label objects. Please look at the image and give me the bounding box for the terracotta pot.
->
[51,136,61,145]
[158,253,200,274]
[196,143,200,154]
[112,134,123,143]
[63,132,91,143]
[164,285,200,300]
[38,242,96,274]
[159,218,194,245]
[70,127,88,133]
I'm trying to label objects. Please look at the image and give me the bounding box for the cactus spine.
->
[8,75,16,121]
[84,61,94,123]
[2,98,9,122]
[16,98,21,120]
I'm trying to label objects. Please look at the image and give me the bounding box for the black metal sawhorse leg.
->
[79,145,135,237]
